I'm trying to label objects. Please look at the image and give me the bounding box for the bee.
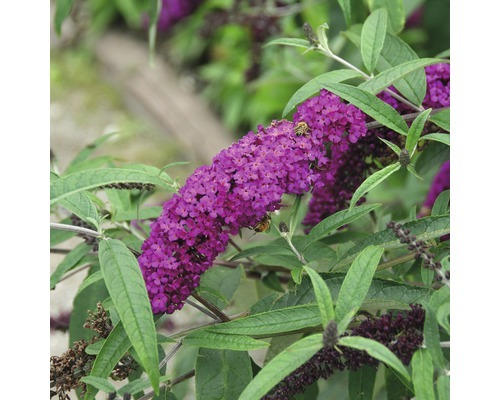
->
[294,121,310,136]
[252,214,271,233]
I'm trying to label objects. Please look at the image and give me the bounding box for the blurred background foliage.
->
[54,0,449,135]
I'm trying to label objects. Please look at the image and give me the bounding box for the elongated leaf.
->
[113,206,163,222]
[385,367,412,400]
[58,191,101,228]
[264,38,311,49]
[339,336,410,381]
[348,365,377,400]
[64,156,114,175]
[303,266,335,328]
[195,349,253,400]
[337,0,352,26]
[183,330,269,351]
[411,349,435,400]
[118,376,170,396]
[51,168,175,205]
[98,239,159,393]
[334,215,449,269]
[207,304,321,336]
[67,132,118,171]
[81,376,115,393]
[436,375,450,400]
[239,334,323,400]
[432,190,450,216]
[350,163,401,209]
[360,58,446,95]
[370,0,405,33]
[322,83,408,135]
[420,133,450,146]
[231,245,293,261]
[344,28,426,105]
[84,322,131,400]
[335,246,384,332]
[406,109,433,156]
[282,70,362,117]
[50,243,90,289]
[304,204,381,249]
[361,9,388,73]
[378,137,401,155]
[54,0,74,34]
[423,306,447,370]
[429,108,450,132]
[77,270,104,295]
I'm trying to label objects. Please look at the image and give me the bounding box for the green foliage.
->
[194,349,252,400]
[335,246,384,333]
[348,366,377,400]
[361,9,388,74]
[50,243,91,289]
[239,334,324,400]
[303,265,335,328]
[406,108,433,157]
[98,239,160,393]
[183,330,269,351]
[411,349,435,400]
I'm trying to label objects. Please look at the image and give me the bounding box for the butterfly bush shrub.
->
[50,2,450,399]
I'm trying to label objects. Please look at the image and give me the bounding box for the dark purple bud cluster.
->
[70,214,99,251]
[263,305,425,400]
[99,182,155,191]
[50,304,136,399]
[303,64,450,228]
[387,221,449,283]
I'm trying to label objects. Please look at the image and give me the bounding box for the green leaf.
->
[348,365,377,400]
[51,168,175,205]
[98,239,159,393]
[291,267,303,285]
[183,330,269,351]
[231,245,293,261]
[423,306,447,370]
[207,304,321,336]
[50,243,90,289]
[282,70,362,117]
[334,215,449,269]
[406,109,433,156]
[239,334,323,400]
[54,0,74,34]
[343,27,426,105]
[80,376,115,393]
[148,0,161,62]
[58,191,101,229]
[50,219,75,246]
[198,266,243,310]
[360,58,446,96]
[378,137,401,155]
[113,206,163,222]
[64,156,114,175]
[335,246,384,333]
[337,0,352,26]
[77,270,104,296]
[84,322,132,400]
[67,132,119,171]
[264,38,311,49]
[304,204,381,249]
[431,190,450,216]
[118,376,170,396]
[321,83,408,135]
[370,0,405,34]
[350,163,401,209]
[361,9,388,74]
[429,108,450,132]
[303,266,335,328]
[195,349,253,400]
[436,375,450,400]
[411,349,435,400]
[338,336,410,382]
[420,133,450,146]
[257,275,429,314]
[385,367,412,400]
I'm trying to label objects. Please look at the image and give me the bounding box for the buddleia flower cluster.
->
[422,160,450,212]
[263,305,425,399]
[139,90,367,314]
[303,63,451,228]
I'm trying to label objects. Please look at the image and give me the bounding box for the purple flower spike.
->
[139,91,368,314]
